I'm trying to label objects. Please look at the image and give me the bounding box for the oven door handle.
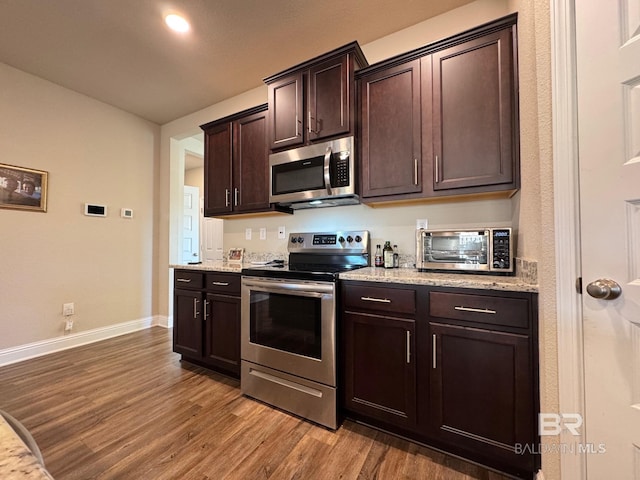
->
[242,278,334,295]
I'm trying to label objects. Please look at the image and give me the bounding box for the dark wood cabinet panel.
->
[359,59,422,198]
[204,293,240,376]
[266,42,367,150]
[173,270,241,378]
[343,312,416,429]
[173,289,203,358]
[431,27,517,193]
[203,122,233,216]
[201,105,282,217]
[268,73,304,150]
[233,110,270,213]
[426,321,536,473]
[308,55,349,141]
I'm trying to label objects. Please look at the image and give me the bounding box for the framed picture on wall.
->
[0,163,48,212]
[227,248,244,264]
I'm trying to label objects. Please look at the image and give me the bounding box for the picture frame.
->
[227,248,244,264]
[0,163,48,212]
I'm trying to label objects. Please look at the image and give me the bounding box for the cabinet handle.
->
[176,278,191,283]
[454,306,497,315]
[211,281,230,286]
[234,188,239,206]
[203,300,209,321]
[414,158,419,185]
[432,334,437,369]
[435,155,440,183]
[406,331,411,364]
[360,296,391,304]
[193,298,199,319]
[225,189,230,207]
[308,111,312,133]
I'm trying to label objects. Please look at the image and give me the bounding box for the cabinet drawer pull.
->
[211,281,230,286]
[360,296,391,304]
[176,278,191,283]
[432,334,437,369]
[454,306,497,314]
[406,331,411,364]
[193,298,199,319]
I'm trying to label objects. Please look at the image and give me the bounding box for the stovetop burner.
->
[241,230,370,282]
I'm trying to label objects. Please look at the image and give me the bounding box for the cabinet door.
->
[308,54,349,141]
[204,293,240,376]
[359,59,422,198]
[203,122,233,216]
[343,312,416,429]
[173,289,203,358]
[233,110,270,213]
[268,71,304,150]
[431,28,516,192]
[427,322,536,472]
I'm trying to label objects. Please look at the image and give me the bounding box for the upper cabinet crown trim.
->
[263,41,368,84]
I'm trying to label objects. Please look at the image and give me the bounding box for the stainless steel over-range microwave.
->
[416,228,515,274]
[269,136,358,209]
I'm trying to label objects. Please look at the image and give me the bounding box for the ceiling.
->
[0,0,475,125]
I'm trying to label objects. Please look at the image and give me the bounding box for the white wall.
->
[0,62,160,350]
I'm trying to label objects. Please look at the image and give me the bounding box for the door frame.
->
[551,0,586,478]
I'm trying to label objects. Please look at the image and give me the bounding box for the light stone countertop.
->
[170,263,537,293]
[338,267,538,293]
[0,416,54,480]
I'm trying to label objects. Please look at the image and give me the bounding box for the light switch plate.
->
[245,228,252,240]
[259,228,267,240]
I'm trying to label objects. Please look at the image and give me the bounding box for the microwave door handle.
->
[324,146,332,194]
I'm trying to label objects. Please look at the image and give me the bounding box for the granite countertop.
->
[338,267,538,293]
[171,263,537,293]
[170,262,243,273]
[0,416,54,480]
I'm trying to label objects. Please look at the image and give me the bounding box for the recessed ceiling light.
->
[165,14,190,33]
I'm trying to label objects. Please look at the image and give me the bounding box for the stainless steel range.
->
[240,230,370,429]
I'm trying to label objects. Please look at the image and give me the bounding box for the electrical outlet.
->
[65,318,73,332]
[416,218,428,230]
[63,302,75,316]
[278,226,286,239]
[245,228,252,240]
[259,227,267,240]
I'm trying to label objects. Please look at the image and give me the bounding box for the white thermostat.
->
[121,208,133,219]
[84,203,107,217]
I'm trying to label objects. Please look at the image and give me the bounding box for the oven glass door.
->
[250,290,322,359]
[419,230,489,270]
[241,277,336,386]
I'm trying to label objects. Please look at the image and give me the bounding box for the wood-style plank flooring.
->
[0,327,511,479]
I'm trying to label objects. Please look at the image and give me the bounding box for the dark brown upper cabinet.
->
[200,105,289,217]
[357,14,519,204]
[265,42,368,151]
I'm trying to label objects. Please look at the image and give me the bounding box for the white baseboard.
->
[0,315,171,367]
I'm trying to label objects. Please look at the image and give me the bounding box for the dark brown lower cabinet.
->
[343,312,416,429]
[173,270,241,378]
[341,281,539,479]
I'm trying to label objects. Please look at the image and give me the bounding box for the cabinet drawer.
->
[174,270,204,290]
[205,273,241,296]
[343,284,416,315]
[429,291,529,329]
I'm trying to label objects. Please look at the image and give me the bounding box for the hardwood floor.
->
[0,327,511,480]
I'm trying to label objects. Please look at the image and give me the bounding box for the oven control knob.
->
[346,235,353,243]
[290,237,297,243]
[354,235,362,243]
[297,236,304,244]
[338,236,345,244]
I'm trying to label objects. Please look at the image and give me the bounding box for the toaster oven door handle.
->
[323,145,332,195]
[454,306,497,314]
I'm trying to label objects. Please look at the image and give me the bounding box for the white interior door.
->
[576,0,640,477]
[182,185,200,263]
[202,215,224,263]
